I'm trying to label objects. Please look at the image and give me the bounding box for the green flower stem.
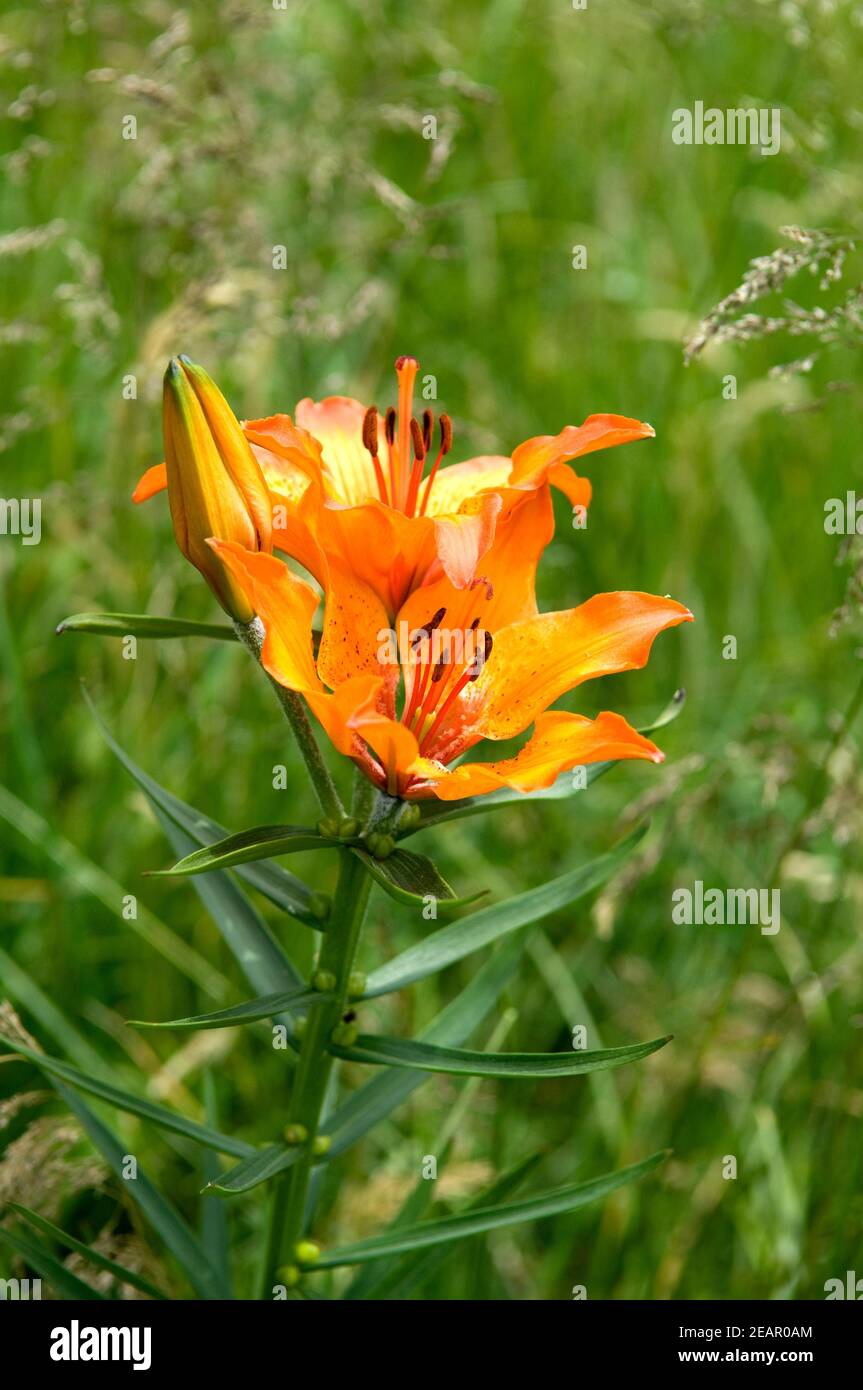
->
[261,847,372,1294]
[233,617,343,820]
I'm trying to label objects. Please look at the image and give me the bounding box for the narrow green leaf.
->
[314,1151,668,1267]
[200,1073,231,1295]
[129,984,323,1032]
[85,690,321,928]
[325,933,527,1158]
[0,1035,256,1159]
[203,1143,303,1197]
[151,824,329,877]
[357,1151,543,1300]
[0,943,107,1075]
[0,1225,105,1301]
[208,936,527,1196]
[413,690,686,831]
[152,808,304,999]
[343,1140,455,1300]
[8,1204,169,1300]
[57,611,236,640]
[351,846,486,913]
[330,1032,672,1078]
[55,1081,230,1299]
[363,826,647,999]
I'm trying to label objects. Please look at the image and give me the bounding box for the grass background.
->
[1,0,862,1299]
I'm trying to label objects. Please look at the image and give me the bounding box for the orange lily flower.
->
[206,537,693,802]
[154,356,272,622]
[135,356,655,620]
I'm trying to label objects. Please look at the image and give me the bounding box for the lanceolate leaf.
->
[0,1035,256,1159]
[0,1225,105,1301]
[203,1143,303,1197]
[351,845,486,912]
[8,1204,169,1300]
[354,1151,543,1300]
[329,1032,672,1078]
[85,690,322,928]
[363,825,647,999]
[324,933,528,1158]
[208,936,526,1196]
[151,824,330,877]
[152,808,304,1000]
[129,984,326,1032]
[57,611,236,641]
[55,1081,230,1300]
[413,690,686,832]
[313,1150,668,1267]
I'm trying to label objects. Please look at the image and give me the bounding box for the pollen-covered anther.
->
[422,409,434,452]
[362,405,378,455]
[410,417,425,462]
[410,606,446,648]
[363,404,388,504]
[384,407,396,447]
[469,629,493,679]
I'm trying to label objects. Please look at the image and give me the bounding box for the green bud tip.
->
[316,816,340,838]
[312,1134,331,1156]
[278,1264,301,1288]
[337,816,359,839]
[312,969,337,993]
[400,803,421,828]
[284,1123,308,1145]
[331,1021,359,1047]
[309,892,331,922]
[294,1240,321,1265]
[293,1016,307,1038]
[347,970,367,998]
[367,831,395,860]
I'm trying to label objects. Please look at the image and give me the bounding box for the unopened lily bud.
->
[162,356,272,621]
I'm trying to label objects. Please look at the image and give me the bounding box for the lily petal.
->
[510,414,654,505]
[474,591,693,739]
[132,462,168,504]
[208,540,322,693]
[413,708,663,800]
[295,396,384,506]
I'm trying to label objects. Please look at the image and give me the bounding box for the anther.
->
[410,417,425,461]
[439,414,453,455]
[410,606,446,648]
[422,409,434,452]
[431,652,448,683]
[362,405,379,455]
[385,407,396,446]
[469,630,493,679]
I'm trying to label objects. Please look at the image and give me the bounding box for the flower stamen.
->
[418,414,453,516]
[362,405,389,505]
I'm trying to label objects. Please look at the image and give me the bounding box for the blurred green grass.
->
[1,0,862,1298]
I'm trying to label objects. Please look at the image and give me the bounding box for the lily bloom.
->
[135,356,655,620]
[206,537,693,802]
[154,356,272,622]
